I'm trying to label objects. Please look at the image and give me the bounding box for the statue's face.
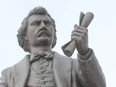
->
[26,14,54,48]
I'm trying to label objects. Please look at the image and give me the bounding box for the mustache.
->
[36,29,51,37]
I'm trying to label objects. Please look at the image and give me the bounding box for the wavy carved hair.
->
[17,6,57,53]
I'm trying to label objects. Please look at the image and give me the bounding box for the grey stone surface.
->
[62,12,94,57]
[0,6,106,87]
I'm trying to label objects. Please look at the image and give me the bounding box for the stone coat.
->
[0,49,106,87]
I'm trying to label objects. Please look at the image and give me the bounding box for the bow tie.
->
[30,51,53,63]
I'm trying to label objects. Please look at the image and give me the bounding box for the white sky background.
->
[0,0,115,87]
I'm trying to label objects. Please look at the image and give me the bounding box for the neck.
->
[30,46,52,54]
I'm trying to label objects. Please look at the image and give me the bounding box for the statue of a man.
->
[0,6,106,87]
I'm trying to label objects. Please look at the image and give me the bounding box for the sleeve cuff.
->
[78,48,94,62]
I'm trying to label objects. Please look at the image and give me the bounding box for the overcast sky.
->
[0,0,116,87]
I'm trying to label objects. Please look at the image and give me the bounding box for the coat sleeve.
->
[74,48,106,87]
[0,67,13,87]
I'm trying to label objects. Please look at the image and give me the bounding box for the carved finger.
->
[74,25,87,30]
[71,32,83,37]
[71,36,82,41]
[72,29,87,34]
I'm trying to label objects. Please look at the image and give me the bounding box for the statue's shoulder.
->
[1,54,30,76]
[54,51,71,59]
[53,51,73,65]
[54,52,79,68]
[1,66,13,78]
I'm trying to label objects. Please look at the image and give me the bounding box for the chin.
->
[37,37,52,46]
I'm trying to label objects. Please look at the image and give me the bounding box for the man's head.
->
[17,6,57,53]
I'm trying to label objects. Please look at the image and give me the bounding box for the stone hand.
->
[71,24,89,55]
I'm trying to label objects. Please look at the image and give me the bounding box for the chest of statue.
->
[27,58,56,87]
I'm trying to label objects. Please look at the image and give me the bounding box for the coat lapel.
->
[14,55,30,87]
[13,52,72,87]
[53,52,72,87]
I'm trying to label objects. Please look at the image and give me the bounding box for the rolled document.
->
[61,12,94,57]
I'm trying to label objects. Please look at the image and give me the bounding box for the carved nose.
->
[41,26,47,31]
[41,21,45,27]
[40,22,47,30]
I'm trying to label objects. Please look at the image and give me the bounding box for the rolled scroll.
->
[61,12,94,57]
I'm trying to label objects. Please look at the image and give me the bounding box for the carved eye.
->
[44,21,51,26]
[31,21,41,26]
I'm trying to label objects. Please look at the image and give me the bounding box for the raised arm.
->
[77,48,106,87]
[71,25,106,87]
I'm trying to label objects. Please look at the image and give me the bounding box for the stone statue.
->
[0,6,106,87]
